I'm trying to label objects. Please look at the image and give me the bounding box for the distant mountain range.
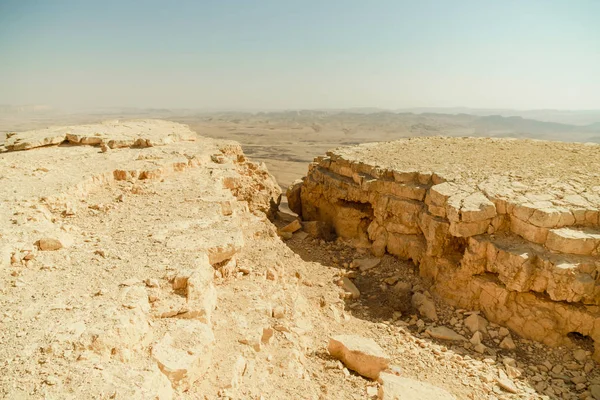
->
[2,105,600,143]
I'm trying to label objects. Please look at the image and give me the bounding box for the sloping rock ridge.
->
[290,136,600,360]
[0,120,291,398]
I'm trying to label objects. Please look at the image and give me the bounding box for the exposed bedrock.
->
[289,137,600,360]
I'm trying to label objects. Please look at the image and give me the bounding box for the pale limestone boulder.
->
[341,277,360,299]
[464,314,489,334]
[500,335,517,350]
[302,220,332,239]
[152,320,215,389]
[426,326,466,341]
[286,179,303,216]
[280,219,302,233]
[378,373,456,400]
[354,257,381,271]
[328,335,390,380]
[412,292,438,321]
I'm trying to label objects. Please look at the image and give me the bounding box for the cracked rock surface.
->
[291,137,600,361]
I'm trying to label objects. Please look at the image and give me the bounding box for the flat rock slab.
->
[426,326,466,341]
[378,373,456,400]
[4,119,196,151]
[355,257,381,271]
[328,335,390,380]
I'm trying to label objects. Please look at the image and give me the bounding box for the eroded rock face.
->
[0,120,282,399]
[295,137,600,360]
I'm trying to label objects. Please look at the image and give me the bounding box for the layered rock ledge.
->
[288,137,600,359]
[0,120,283,398]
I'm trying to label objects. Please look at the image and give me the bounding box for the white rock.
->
[500,336,517,350]
[506,365,522,379]
[354,257,381,271]
[426,326,466,341]
[341,277,361,299]
[412,293,438,321]
[473,343,487,354]
[378,372,456,400]
[470,331,483,346]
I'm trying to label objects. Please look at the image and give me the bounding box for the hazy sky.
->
[0,0,599,110]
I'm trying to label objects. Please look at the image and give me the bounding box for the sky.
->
[0,0,599,110]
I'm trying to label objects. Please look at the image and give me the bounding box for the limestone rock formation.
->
[0,120,284,399]
[293,137,600,360]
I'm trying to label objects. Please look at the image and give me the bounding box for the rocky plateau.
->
[1,121,599,399]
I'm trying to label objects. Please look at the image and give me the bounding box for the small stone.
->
[383,275,400,285]
[261,327,274,344]
[280,220,302,233]
[551,364,563,374]
[328,335,390,380]
[145,278,159,288]
[266,268,278,281]
[272,306,285,319]
[496,377,519,394]
[585,362,594,374]
[366,386,378,397]
[499,336,516,350]
[412,293,437,321]
[502,357,517,367]
[354,258,381,272]
[277,231,293,240]
[474,343,486,354]
[37,238,63,251]
[574,349,588,362]
[464,314,488,334]
[45,375,59,386]
[498,327,510,337]
[470,331,483,346]
[341,277,360,299]
[394,282,412,293]
[426,326,466,341]
[506,365,522,379]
